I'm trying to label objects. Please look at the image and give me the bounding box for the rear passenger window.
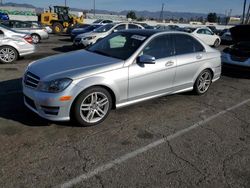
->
[128,24,141,29]
[115,24,126,31]
[174,34,204,55]
[142,35,174,59]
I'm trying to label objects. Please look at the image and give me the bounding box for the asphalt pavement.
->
[0,35,250,188]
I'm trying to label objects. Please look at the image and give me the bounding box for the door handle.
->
[165,61,174,67]
[196,54,203,59]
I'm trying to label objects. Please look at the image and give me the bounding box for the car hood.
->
[230,25,250,43]
[76,31,108,39]
[76,32,94,38]
[28,50,124,81]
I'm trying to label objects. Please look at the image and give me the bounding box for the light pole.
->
[65,0,67,7]
[93,0,96,16]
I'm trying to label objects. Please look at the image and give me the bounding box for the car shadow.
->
[222,65,250,79]
[0,78,72,127]
[59,38,72,42]
[52,45,82,53]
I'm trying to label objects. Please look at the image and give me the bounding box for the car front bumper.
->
[73,38,94,47]
[22,80,82,121]
[222,52,250,68]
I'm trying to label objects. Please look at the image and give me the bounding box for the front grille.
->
[24,71,40,89]
[230,55,249,62]
[24,95,37,110]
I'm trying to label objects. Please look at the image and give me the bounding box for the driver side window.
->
[142,35,174,60]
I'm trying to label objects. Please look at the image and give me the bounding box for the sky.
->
[3,0,245,15]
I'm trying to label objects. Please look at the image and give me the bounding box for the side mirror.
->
[137,55,156,64]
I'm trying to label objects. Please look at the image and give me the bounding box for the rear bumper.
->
[19,45,36,57]
[212,65,221,82]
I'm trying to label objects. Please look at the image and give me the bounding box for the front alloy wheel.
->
[72,87,112,126]
[194,70,212,95]
[0,46,18,64]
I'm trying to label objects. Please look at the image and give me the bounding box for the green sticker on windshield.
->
[131,35,146,41]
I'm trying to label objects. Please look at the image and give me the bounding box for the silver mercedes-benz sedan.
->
[23,30,221,126]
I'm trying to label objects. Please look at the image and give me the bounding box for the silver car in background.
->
[0,20,49,44]
[23,30,221,126]
[0,25,35,64]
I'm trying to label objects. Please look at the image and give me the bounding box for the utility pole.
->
[0,0,3,5]
[242,0,247,24]
[245,3,250,24]
[159,3,165,22]
[93,0,96,16]
[64,0,67,7]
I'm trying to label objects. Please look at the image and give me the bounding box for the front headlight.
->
[83,36,96,40]
[38,78,72,93]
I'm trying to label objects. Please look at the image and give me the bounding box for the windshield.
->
[93,19,102,23]
[94,24,114,33]
[87,32,148,60]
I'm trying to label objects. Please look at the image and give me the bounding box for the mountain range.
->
[1,2,225,19]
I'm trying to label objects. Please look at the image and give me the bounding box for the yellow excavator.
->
[40,6,84,34]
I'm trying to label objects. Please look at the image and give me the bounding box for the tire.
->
[31,34,40,44]
[71,87,113,127]
[0,46,18,64]
[194,69,212,95]
[52,23,64,34]
[213,39,220,47]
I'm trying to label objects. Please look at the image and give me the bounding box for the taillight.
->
[24,35,33,44]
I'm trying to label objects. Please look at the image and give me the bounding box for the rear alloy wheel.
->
[72,87,112,126]
[194,70,212,95]
[31,34,40,44]
[0,46,18,64]
[213,39,220,47]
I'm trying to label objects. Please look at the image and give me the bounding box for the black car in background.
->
[70,24,102,40]
[222,25,250,69]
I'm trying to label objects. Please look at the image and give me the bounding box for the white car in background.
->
[74,22,144,47]
[192,27,221,47]
[92,19,113,25]
[0,25,35,64]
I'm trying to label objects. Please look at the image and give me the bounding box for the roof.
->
[118,29,189,37]
[118,29,161,36]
